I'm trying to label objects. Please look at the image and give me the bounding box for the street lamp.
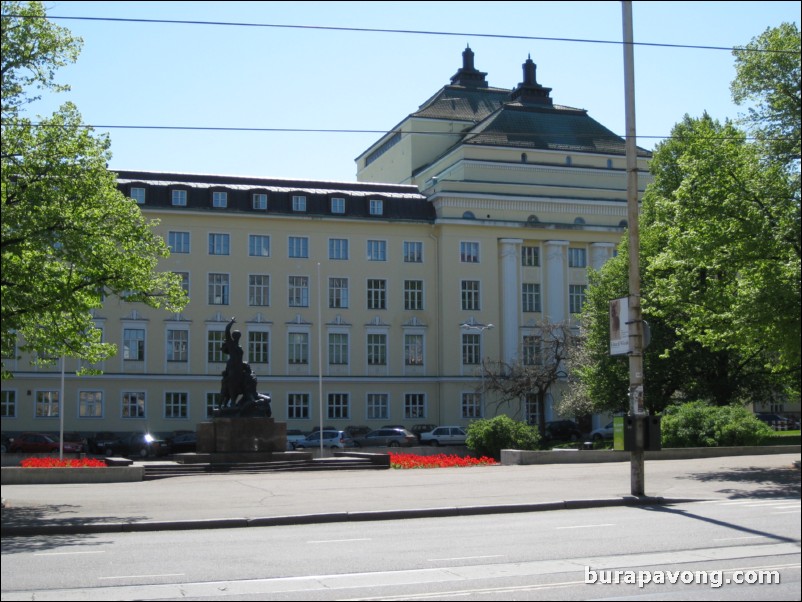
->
[460,320,494,417]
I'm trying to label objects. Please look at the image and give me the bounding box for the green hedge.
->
[466,416,541,460]
[660,401,775,448]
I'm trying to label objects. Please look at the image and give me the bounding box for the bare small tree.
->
[478,321,580,427]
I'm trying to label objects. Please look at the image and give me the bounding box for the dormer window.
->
[212,191,228,208]
[130,187,146,204]
[171,190,187,206]
[331,197,345,214]
[292,195,307,212]
[369,199,383,216]
[252,193,267,210]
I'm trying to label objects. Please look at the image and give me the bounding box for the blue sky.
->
[29,1,801,182]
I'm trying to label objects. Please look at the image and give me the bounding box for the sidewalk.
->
[2,453,799,537]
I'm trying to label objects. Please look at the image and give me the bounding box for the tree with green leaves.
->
[1,1,187,376]
[563,23,800,414]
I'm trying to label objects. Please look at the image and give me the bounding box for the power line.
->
[11,14,798,55]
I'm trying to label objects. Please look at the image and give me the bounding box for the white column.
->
[544,241,568,323]
[590,242,616,270]
[499,239,523,364]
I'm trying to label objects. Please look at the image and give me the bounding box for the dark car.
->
[755,413,795,430]
[409,424,437,441]
[9,432,81,453]
[89,431,127,455]
[62,431,88,453]
[344,425,372,439]
[123,433,170,458]
[544,420,583,442]
[354,428,417,448]
[167,431,197,454]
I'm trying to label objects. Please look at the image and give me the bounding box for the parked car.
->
[544,420,582,442]
[409,424,438,441]
[590,422,615,441]
[354,428,417,448]
[9,432,82,453]
[167,431,197,453]
[420,426,468,446]
[286,429,309,450]
[295,430,355,449]
[96,432,170,458]
[61,431,88,453]
[344,425,372,439]
[88,431,127,455]
[755,413,795,430]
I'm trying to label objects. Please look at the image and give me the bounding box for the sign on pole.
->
[609,297,630,355]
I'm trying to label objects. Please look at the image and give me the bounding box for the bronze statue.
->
[215,318,272,418]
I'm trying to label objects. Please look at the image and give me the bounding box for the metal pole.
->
[622,0,645,496]
[59,355,65,460]
[317,262,324,455]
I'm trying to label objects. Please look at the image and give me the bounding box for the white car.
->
[294,430,355,449]
[420,426,467,446]
[590,422,614,441]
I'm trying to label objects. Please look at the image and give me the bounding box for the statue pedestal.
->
[191,417,289,463]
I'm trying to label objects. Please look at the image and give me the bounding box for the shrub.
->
[660,401,774,447]
[466,415,541,460]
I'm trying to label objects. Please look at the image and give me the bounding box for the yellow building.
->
[1,49,651,440]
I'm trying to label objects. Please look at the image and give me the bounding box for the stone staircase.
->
[142,453,390,480]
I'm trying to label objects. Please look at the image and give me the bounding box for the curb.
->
[1,496,692,537]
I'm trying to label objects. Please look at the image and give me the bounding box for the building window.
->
[331,197,345,213]
[522,335,543,366]
[329,277,349,308]
[367,240,387,261]
[525,393,541,427]
[248,331,269,364]
[207,330,225,363]
[404,393,426,419]
[403,241,423,263]
[208,233,230,255]
[171,189,187,206]
[569,284,587,314]
[208,273,230,305]
[249,274,270,306]
[462,392,482,419]
[462,333,481,365]
[568,247,587,268]
[249,234,270,257]
[367,393,389,420]
[461,280,480,311]
[522,246,540,267]
[122,391,146,418]
[168,231,190,253]
[164,392,188,419]
[460,241,480,263]
[292,195,307,212]
[404,334,423,366]
[327,393,350,420]
[1,390,16,418]
[212,191,228,208]
[329,238,349,260]
[206,392,221,418]
[288,332,309,364]
[35,391,59,417]
[175,272,190,296]
[252,193,268,210]
[328,333,349,365]
[287,393,310,419]
[123,328,145,361]
[522,283,542,313]
[367,333,387,365]
[404,280,424,311]
[369,199,383,215]
[130,187,146,204]
[288,236,309,258]
[367,279,386,310]
[79,391,103,418]
[288,275,309,307]
[166,329,188,362]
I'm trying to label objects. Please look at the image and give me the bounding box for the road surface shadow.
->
[682,463,801,499]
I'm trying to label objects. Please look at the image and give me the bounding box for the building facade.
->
[1,49,651,439]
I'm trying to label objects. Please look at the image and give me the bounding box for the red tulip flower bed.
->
[20,457,107,468]
[389,452,497,469]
